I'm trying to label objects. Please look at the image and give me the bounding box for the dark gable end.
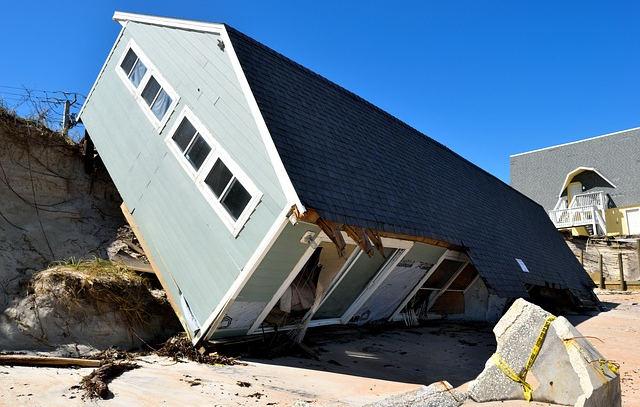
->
[226,26,594,299]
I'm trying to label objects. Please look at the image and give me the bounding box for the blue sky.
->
[1,1,638,181]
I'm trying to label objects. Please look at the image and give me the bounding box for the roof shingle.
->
[227,26,594,299]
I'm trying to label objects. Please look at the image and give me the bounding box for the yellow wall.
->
[605,204,640,236]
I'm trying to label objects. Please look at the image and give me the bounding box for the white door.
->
[626,209,640,235]
[568,182,582,205]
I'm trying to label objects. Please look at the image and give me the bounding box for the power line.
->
[0,85,86,99]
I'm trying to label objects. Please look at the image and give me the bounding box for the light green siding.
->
[214,221,321,338]
[80,22,288,335]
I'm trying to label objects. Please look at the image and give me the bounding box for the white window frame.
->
[115,39,179,131]
[165,106,262,237]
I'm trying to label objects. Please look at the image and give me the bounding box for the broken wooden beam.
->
[0,354,102,368]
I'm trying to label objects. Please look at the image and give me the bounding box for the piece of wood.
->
[344,225,374,256]
[619,252,627,291]
[295,207,461,252]
[122,239,145,256]
[599,254,605,289]
[365,229,386,258]
[377,231,463,251]
[0,354,101,368]
[316,218,346,257]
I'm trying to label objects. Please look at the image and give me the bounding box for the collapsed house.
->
[77,12,596,345]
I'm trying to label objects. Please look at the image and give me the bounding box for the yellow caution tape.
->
[598,359,620,375]
[491,315,557,402]
[491,353,534,401]
[563,337,620,378]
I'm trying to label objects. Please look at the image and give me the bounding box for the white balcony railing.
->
[572,191,606,211]
[548,191,607,236]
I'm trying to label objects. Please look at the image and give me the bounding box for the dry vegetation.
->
[157,334,244,366]
[32,258,161,329]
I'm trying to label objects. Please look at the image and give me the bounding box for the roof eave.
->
[112,11,225,33]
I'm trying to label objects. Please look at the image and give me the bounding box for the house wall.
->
[80,22,288,337]
[605,205,640,236]
[214,221,321,338]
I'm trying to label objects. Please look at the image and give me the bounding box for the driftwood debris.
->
[0,354,101,368]
[79,361,140,399]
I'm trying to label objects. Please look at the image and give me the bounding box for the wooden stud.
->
[599,254,605,289]
[0,355,101,368]
[618,252,627,291]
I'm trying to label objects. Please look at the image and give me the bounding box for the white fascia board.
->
[77,23,127,120]
[220,25,306,214]
[113,11,225,33]
[510,126,640,158]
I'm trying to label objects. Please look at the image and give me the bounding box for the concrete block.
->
[469,298,620,407]
[366,381,466,407]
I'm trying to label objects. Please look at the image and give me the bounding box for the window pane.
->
[204,159,232,198]
[222,179,252,220]
[128,59,147,87]
[150,88,172,119]
[172,118,197,152]
[120,49,137,75]
[184,134,211,170]
[141,76,161,106]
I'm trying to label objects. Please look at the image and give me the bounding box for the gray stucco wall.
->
[510,128,640,211]
[80,22,288,334]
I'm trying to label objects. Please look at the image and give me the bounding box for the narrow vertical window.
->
[204,159,252,220]
[171,117,211,171]
[141,76,173,120]
[120,49,147,88]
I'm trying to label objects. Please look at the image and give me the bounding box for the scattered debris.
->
[0,354,101,368]
[79,361,140,399]
[469,298,621,406]
[237,380,252,387]
[365,381,465,407]
[156,334,244,365]
[246,392,265,399]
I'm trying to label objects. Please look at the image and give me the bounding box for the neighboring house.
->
[511,128,640,238]
[78,12,595,345]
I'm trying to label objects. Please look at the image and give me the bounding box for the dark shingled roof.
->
[226,26,594,299]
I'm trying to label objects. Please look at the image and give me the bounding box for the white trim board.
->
[114,11,225,34]
[510,126,640,157]
[557,166,617,198]
[340,244,412,324]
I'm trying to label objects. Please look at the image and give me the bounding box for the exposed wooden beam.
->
[389,249,451,321]
[426,261,469,311]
